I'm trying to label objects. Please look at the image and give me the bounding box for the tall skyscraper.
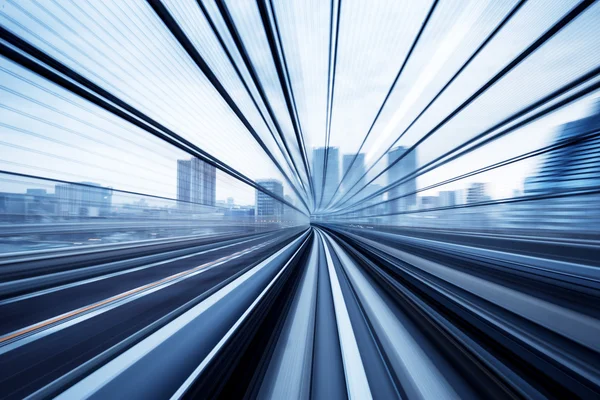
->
[387,146,417,216]
[312,147,340,209]
[255,179,284,221]
[342,153,366,194]
[518,101,600,231]
[177,158,216,208]
[525,101,600,195]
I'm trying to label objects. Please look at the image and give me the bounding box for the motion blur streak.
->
[0,0,599,399]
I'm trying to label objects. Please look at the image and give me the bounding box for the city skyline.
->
[0,1,599,218]
[5,88,598,221]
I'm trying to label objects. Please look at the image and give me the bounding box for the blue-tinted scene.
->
[1,1,599,398]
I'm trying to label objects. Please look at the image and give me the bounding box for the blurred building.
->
[255,179,283,221]
[518,101,600,231]
[387,146,417,219]
[342,153,366,194]
[438,191,456,207]
[466,183,490,204]
[218,196,255,219]
[225,206,255,218]
[454,189,467,205]
[25,189,56,216]
[55,182,112,217]
[0,192,37,222]
[312,147,340,208]
[463,183,492,229]
[525,104,600,195]
[420,196,439,209]
[177,158,216,208]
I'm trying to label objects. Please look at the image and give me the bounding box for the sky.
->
[0,0,599,214]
